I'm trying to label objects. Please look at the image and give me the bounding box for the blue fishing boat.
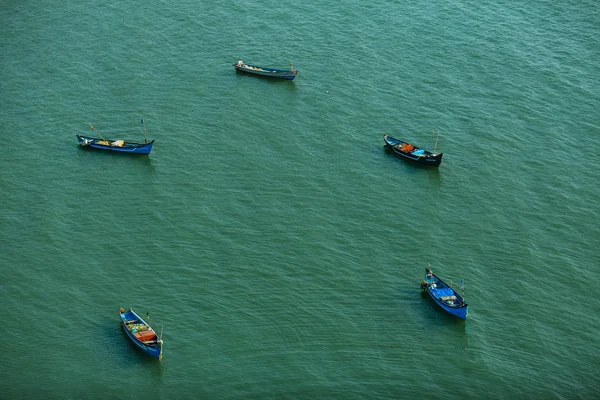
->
[77,122,154,155]
[118,307,163,360]
[77,135,154,154]
[383,134,443,167]
[233,60,298,80]
[421,268,468,320]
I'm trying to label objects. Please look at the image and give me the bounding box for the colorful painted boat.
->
[233,60,298,80]
[76,135,154,155]
[383,134,443,167]
[118,307,163,360]
[421,268,468,319]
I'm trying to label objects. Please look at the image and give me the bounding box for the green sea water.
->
[1,1,599,399]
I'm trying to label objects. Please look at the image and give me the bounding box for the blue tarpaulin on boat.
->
[431,287,454,298]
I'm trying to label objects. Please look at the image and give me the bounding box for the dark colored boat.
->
[383,134,443,167]
[76,135,154,155]
[118,307,163,360]
[421,268,468,319]
[233,60,298,80]
[77,122,154,155]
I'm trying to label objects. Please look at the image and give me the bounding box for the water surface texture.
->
[1,1,599,399]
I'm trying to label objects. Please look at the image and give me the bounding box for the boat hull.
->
[77,135,154,155]
[118,308,163,360]
[423,268,468,320]
[427,290,468,319]
[383,135,442,167]
[233,63,298,80]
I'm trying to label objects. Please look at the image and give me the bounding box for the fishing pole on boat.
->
[89,124,107,141]
[141,119,148,143]
[432,129,439,156]
[431,129,448,167]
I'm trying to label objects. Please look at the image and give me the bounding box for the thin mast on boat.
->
[141,119,147,143]
[89,124,106,141]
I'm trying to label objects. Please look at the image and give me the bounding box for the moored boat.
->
[383,134,443,167]
[118,307,163,360]
[77,122,154,155]
[77,135,154,154]
[421,268,468,319]
[233,60,298,80]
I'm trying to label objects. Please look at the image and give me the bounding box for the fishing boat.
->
[118,307,163,360]
[421,268,468,320]
[76,135,154,154]
[77,122,154,155]
[233,60,298,80]
[383,134,443,167]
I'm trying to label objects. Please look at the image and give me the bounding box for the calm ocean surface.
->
[1,1,599,399]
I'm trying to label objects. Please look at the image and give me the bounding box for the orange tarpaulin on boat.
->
[400,143,415,152]
[135,330,156,342]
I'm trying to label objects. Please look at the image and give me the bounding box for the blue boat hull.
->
[423,268,468,320]
[77,135,154,155]
[118,308,163,360]
[122,327,162,359]
[427,289,468,319]
[233,61,298,80]
[383,135,443,167]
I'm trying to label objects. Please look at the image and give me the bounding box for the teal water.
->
[1,1,599,399]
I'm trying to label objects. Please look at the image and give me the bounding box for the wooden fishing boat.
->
[118,307,163,360]
[421,268,468,319]
[77,122,154,155]
[76,135,154,155]
[233,60,298,80]
[383,134,443,167]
